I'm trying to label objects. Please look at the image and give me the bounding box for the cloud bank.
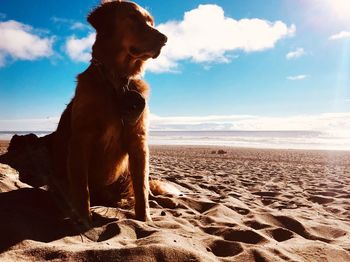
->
[0,20,54,66]
[0,117,59,132]
[146,4,295,73]
[1,113,350,137]
[149,113,350,134]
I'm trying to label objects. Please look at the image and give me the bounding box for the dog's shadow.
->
[0,187,121,252]
[0,188,72,252]
[0,134,126,252]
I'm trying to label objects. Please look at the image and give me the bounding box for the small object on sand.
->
[0,133,53,188]
[161,210,166,216]
[217,149,227,155]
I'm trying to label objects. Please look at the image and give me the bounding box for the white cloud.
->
[0,20,54,66]
[287,75,308,81]
[65,33,95,62]
[149,113,350,134]
[147,4,295,73]
[51,16,66,23]
[63,5,295,71]
[51,16,90,31]
[70,22,89,30]
[286,48,306,60]
[329,31,350,40]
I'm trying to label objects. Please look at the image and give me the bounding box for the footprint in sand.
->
[97,223,121,242]
[207,239,243,257]
[273,215,331,243]
[244,220,271,230]
[222,229,266,244]
[268,228,294,242]
[203,226,266,244]
[308,195,335,204]
[227,206,251,215]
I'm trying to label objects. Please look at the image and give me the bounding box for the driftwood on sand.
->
[0,133,54,188]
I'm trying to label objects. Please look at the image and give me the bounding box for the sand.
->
[0,142,350,261]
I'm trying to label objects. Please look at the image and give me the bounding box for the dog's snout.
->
[158,33,167,44]
[161,34,167,44]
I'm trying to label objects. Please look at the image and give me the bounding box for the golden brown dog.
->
[52,0,167,225]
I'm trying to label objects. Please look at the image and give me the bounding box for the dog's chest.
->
[100,120,124,151]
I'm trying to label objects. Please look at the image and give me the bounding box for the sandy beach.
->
[0,142,349,261]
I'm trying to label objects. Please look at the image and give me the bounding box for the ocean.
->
[1,130,349,151]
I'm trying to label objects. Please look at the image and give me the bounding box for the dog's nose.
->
[159,33,167,44]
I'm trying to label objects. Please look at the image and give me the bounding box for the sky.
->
[0,0,349,132]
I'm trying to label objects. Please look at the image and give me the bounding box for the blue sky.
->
[0,0,349,131]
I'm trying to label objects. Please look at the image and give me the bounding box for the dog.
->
[52,0,167,226]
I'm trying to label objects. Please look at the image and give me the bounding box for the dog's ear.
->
[88,2,120,33]
[88,5,110,32]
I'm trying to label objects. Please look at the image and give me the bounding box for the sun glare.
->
[327,0,350,21]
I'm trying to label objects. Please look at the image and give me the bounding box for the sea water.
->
[1,130,349,151]
[149,131,350,150]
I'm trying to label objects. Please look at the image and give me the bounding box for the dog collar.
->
[90,57,146,126]
[90,57,130,93]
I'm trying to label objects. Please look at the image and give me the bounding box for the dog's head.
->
[88,1,167,76]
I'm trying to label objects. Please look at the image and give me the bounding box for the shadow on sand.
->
[0,187,121,252]
[0,134,123,252]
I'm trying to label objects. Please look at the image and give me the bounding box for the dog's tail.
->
[149,180,182,196]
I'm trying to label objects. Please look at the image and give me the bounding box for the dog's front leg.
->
[67,134,92,226]
[128,135,151,221]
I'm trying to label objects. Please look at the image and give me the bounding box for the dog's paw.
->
[70,208,93,230]
[135,212,152,223]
